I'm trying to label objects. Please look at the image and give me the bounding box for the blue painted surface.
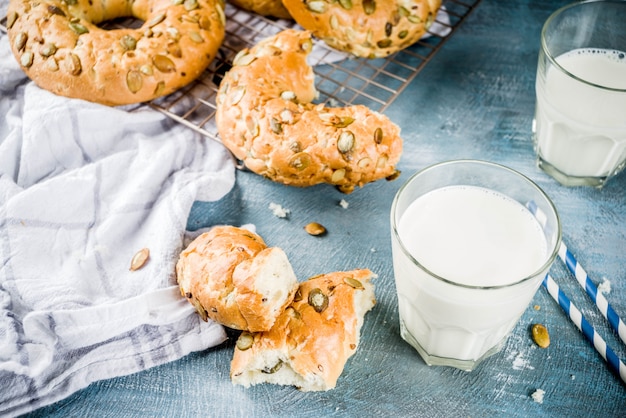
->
[26,0,626,416]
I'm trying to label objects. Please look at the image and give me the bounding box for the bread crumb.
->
[531,388,545,404]
[598,278,611,295]
[339,199,349,209]
[269,202,290,218]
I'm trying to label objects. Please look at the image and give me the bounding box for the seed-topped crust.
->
[282,0,442,58]
[230,269,377,391]
[229,0,292,19]
[215,29,403,193]
[6,0,226,105]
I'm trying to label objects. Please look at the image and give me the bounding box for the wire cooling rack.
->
[148,0,481,142]
[1,0,481,142]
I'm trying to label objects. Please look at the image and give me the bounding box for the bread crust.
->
[6,0,226,105]
[176,226,299,332]
[231,269,376,391]
[228,0,292,19]
[281,0,442,58]
[215,29,403,193]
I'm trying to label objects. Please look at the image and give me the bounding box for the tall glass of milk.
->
[533,0,626,188]
[390,160,561,371]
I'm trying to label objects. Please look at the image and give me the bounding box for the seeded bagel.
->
[281,0,442,58]
[215,29,403,194]
[6,0,226,105]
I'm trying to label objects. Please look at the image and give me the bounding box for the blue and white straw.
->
[543,274,626,384]
[558,242,626,346]
[527,200,626,346]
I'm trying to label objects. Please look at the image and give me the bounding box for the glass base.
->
[399,319,506,372]
[536,156,609,188]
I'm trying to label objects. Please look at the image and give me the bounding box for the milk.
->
[392,185,550,367]
[534,48,626,179]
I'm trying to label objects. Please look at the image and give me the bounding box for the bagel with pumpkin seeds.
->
[281,0,441,58]
[215,29,403,194]
[6,0,226,105]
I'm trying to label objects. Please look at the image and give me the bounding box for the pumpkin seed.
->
[408,15,422,24]
[216,3,226,26]
[172,0,184,4]
[38,43,56,58]
[304,222,326,236]
[531,323,550,348]
[262,361,283,374]
[270,117,282,134]
[385,22,392,37]
[6,11,18,29]
[246,115,259,137]
[398,30,408,39]
[331,168,345,183]
[184,0,198,11]
[308,288,329,313]
[14,32,28,51]
[358,157,372,168]
[188,31,204,43]
[386,169,401,181]
[289,152,312,171]
[47,4,65,17]
[65,53,82,75]
[398,6,410,17]
[289,141,302,153]
[166,27,180,40]
[236,332,254,351]
[154,81,166,96]
[69,22,89,35]
[376,38,392,48]
[362,0,375,15]
[344,276,364,289]
[279,109,294,124]
[20,51,34,68]
[374,127,383,144]
[140,64,153,75]
[280,90,296,101]
[233,50,255,66]
[329,15,338,30]
[337,131,355,153]
[148,13,166,27]
[120,35,137,51]
[126,70,143,93]
[167,42,182,58]
[46,58,59,71]
[230,85,246,105]
[129,248,150,271]
[153,54,175,72]
[334,116,354,128]
[306,0,327,13]
[293,287,303,302]
[338,0,352,10]
[198,16,212,30]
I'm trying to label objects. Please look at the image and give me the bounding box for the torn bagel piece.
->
[231,269,376,391]
[176,226,299,332]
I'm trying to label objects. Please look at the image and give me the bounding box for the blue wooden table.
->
[26,0,625,416]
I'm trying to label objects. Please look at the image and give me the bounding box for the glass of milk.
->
[390,160,561,371]
[533,0,626,188]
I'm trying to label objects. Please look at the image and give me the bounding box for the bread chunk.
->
[231,269,376,391]
[176,226,299,332]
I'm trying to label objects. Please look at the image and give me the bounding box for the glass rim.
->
[390,159,562,291]
[541,0,626,93]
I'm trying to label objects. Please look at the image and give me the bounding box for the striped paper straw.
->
[558,242,626,346]
[527,200,626,346]
[543,274,626,384]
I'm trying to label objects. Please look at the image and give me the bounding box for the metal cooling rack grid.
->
[0,0,481,142]
[147,0,481,141]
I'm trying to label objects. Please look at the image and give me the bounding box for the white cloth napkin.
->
[0,16,236,416]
